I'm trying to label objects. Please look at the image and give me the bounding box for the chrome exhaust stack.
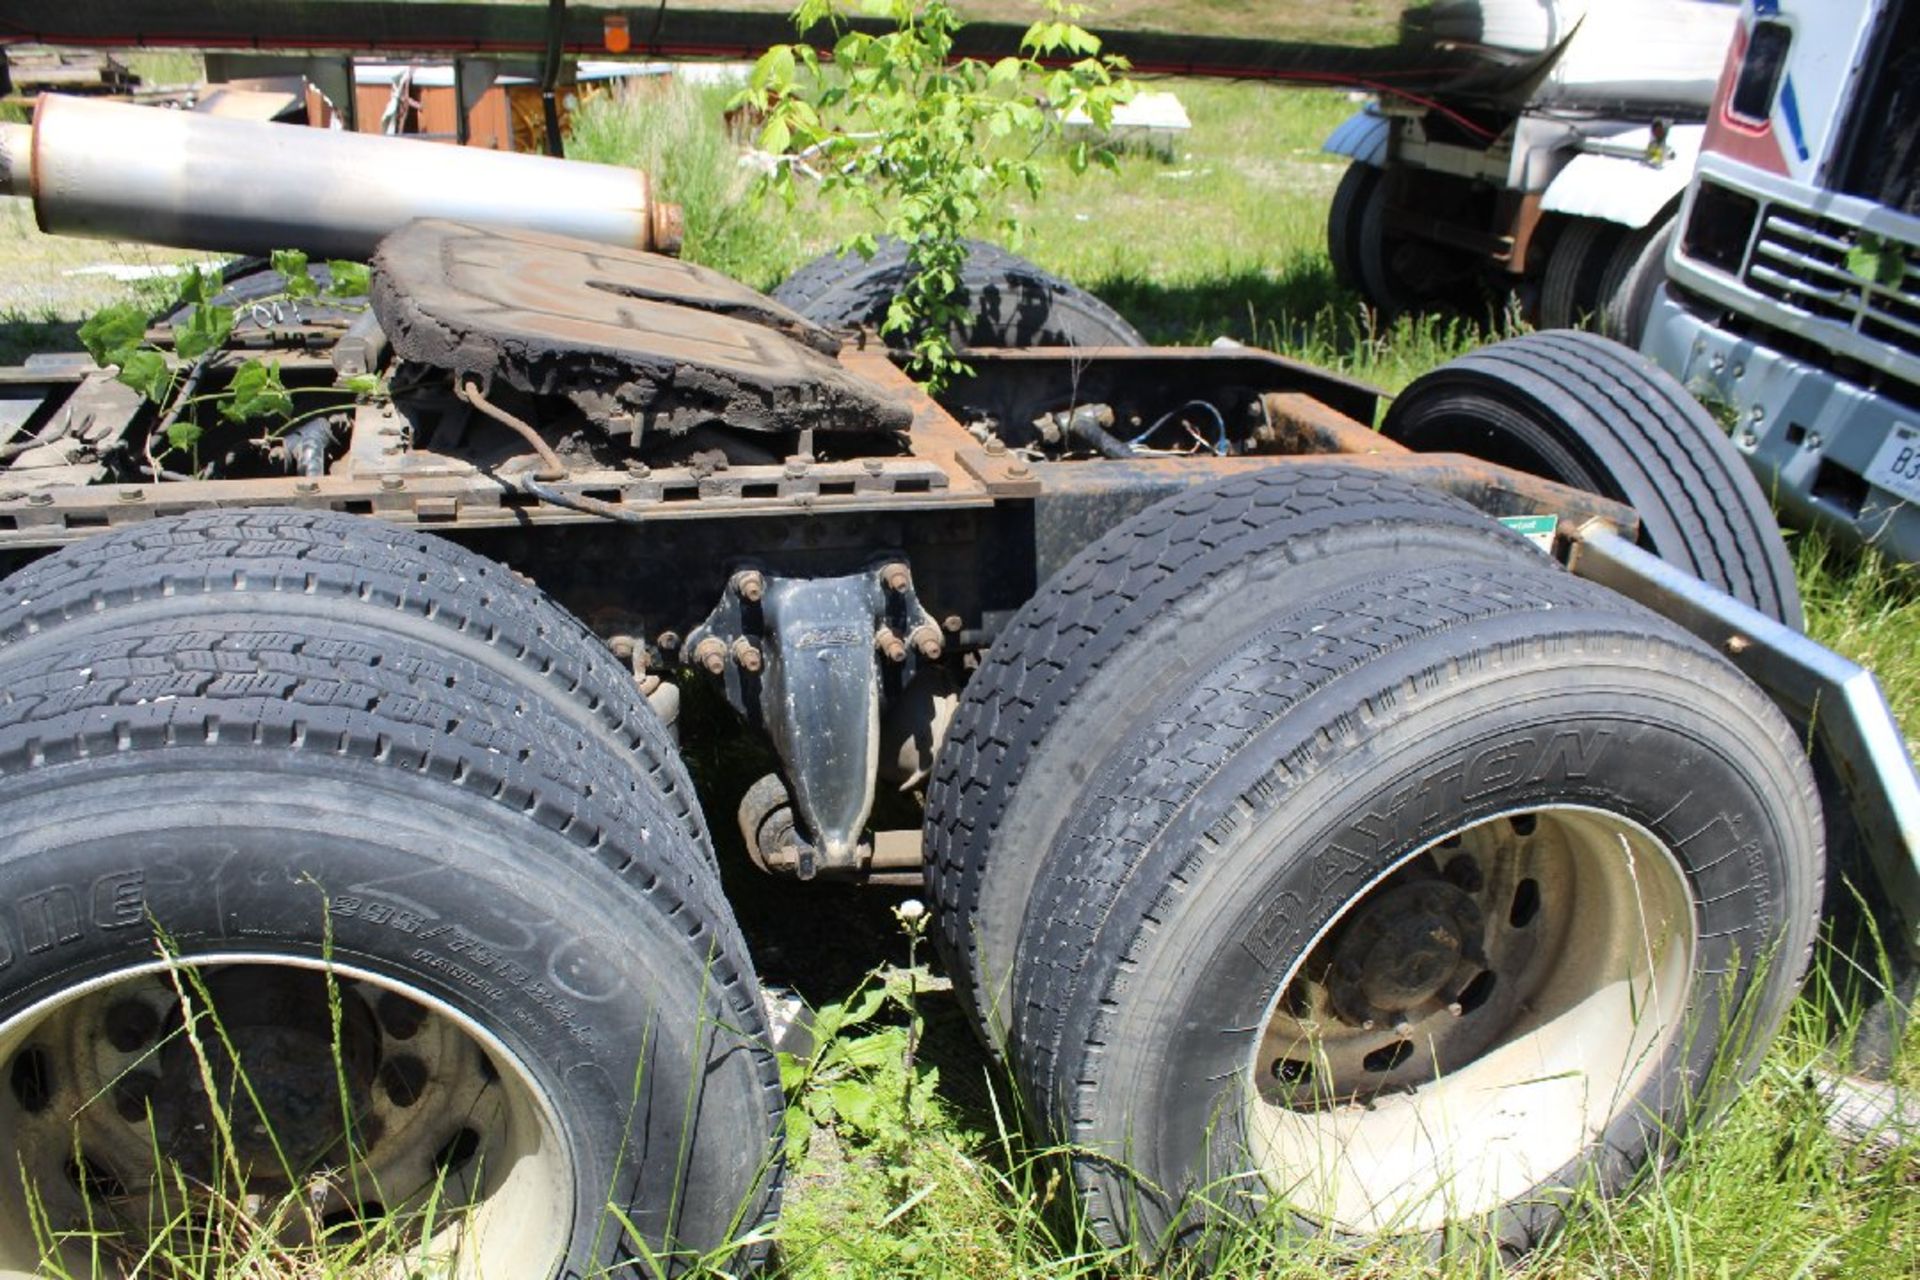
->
[8,94,682,259]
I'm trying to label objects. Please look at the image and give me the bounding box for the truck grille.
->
[1745,206,1920,361]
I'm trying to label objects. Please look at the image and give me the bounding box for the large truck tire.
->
[0,508,714,865]
[923,468,1545,1048]
[772,236,1145,348]
[1595,210,1677,347]
[161,258,364,333]
[1354,171,1419,316]
[1011,554,1822,1255]
[1538,216,1624,331]
[0,611,781,1275]
[1326,162,1379,290]
[1381,329,1804,628]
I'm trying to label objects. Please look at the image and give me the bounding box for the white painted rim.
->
[0,952,574,1276]
[1245,805,1698,1235]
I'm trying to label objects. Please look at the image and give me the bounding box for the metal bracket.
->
[686,562,942,874]
[1571,529,1920,960]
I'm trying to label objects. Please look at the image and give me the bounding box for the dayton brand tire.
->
[1011,555,1822,1256]
[924,467,1550,1050]
[0,610,780,1275]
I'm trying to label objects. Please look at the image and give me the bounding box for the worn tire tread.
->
[0,508,714,864]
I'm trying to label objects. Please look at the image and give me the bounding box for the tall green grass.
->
[565,78,811,292]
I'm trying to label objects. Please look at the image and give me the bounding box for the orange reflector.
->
[604,15,632,53]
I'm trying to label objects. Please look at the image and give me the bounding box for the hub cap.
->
[1247,807,1697,1234]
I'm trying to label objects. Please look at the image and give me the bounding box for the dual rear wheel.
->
[927,461,1822,1252]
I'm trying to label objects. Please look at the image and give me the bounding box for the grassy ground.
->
[1,66,1915,1280]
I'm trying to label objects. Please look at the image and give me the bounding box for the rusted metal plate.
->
[371,219,914,438]
[0,452,989,547]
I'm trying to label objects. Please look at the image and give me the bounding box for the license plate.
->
[1866,421,1920,507]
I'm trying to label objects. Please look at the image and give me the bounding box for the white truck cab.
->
[1642,0,1920,563]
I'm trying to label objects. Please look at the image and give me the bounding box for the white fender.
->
[1540,123,1706,229]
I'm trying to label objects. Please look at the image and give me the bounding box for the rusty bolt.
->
[731,636,764,674]
[117,486,144,503]
[294,479,319,495]
[983,437,1007,457]
[1007,461,1031,479]
[692,636,728,676]
[875,628,907,663]
[880,561,911,593]
[908,623,944,662]
[733,569,765,603]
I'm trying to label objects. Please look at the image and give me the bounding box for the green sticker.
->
[1498,513,1560,552]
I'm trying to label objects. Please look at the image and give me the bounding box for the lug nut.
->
[880,562,911,593]
[380,1055,430,1108]
[734,569,765,603]
[113,1073,160,1124]
[731,637,764,674]
[692,636,728,676]
[103,999,159,1053]
[376,990,428,1041]
[875,628,907,663]
[908,623,944,661]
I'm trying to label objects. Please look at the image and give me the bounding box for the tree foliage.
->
[737,0,1132,388]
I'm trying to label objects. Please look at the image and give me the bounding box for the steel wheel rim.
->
[0,953,573,1276]
[1246,805,1698,1235]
